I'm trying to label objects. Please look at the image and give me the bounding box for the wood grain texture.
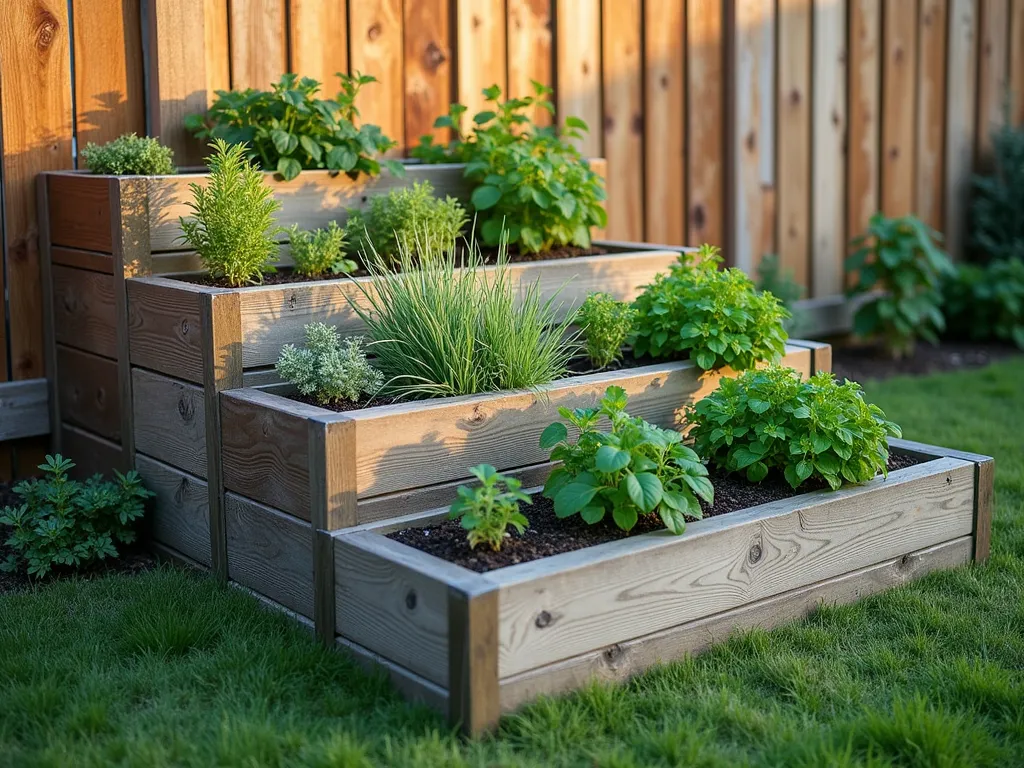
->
[404,0,452,147]
[337,635,449,714]
[494,458,974,676]
[945,0,979,260]
[136,453,212,567]
[61,422,125,477]
[1,0,74,380]
[56,345,120,440]
[976,0,1010,164]
[0,379,50,441]
[687,0,725,247]
[810,0,847,298]
[1012,0,1024,126]
[601,0,644,241]
[46,174,113,252]
[916,0,949,231]
[974,459,994,562]
[226,492,314,618]
[229,0,286,89]
[349,0,405,155]
[132,367,207,478]
[456,0,507,120]
[449,585,501,734]
[37,178,60,452]
[52,266,117,358]
[126,278,207,383]
[204,0,231,95]
[881,0,918,217]
[51,247,114,274]
[643,0,685,245]
[555,0,601,156]
[847,0,881,252]
[507,0,553,126]
[499,537,974,710]
[776,0,811,289]
[289,0,348,86]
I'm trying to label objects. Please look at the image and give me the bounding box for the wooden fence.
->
[0,0,1022,477]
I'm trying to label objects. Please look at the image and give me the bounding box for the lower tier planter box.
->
[329,438,993,734]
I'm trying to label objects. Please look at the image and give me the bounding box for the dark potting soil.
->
[387,452,923,573]
[287,391,398,413]
[832,340,1020,383]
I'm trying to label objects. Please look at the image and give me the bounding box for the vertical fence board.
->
[205,0,231,96]
[881,0,918,217]
[847,0,881,249]
[601,0,644,241]
[776,0,811,289]
[71,0,145,151]
[289,0,348,86]
[687,0,725,247]
[945,0,978,259]
[457,0,507,119]
[976,0,1010,162]
[644,0,686,245]
[404,0,452,147]
[916,0,949,231]
[229,0,287,90]
[508,0,553,126]
[810,0,846,298]
[350,0,405,155]
[555,0,602,156]
[1012,0,1024,125]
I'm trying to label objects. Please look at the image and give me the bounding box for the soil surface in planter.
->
[388,453,922,573]
[832,341,1020,383]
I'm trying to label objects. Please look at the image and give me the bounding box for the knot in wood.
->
[691,204,707,230]
[535,610,552,628]
[946,474,952,485]
[467,405,486,425]
[368,22,382,41]
[94,385,107,407]
[631,114,644,135]
[174,476,190,504]
[424,41,447,72]
[177,396,195,423]
[900,554,911,568]
[748,542,763,564]
[603,644,624,664]
[34,8,59,53]
[180,318,190,335]
[288,293,298,311]
[405,589,417,610]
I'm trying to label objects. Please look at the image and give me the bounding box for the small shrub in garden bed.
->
[276,323,382,407]
[286,222,355,277]
[689,365,902,490]
[0,455,153,578]
[971,122,1024,263]
[186,73,403,181]
[540,386,714,535]
[412,82,607,254]
[577,292,636,369]
[448,465,531,551]
[631,244,790,371]
[81,133,175,175]
[846,214,954,359]
[943,259,1024,350]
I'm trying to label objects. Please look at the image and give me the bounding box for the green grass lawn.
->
[2,359,1023,767]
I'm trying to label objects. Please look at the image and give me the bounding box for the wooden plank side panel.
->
[289,0,348,86]
[494,459,975,677]
[52,266,118,358]
[349,0,405,155]
[132,367,207,477]
[976,0,1010,163]
[555,0,602,156]
[0,380,50,441]
[56,345,121,440]
[205,0,231,95]
[61,422,125,477]
[881,0,919,217]
[456,0,508,119]
[847,0,882,249]
[126,278,206,383]
[601,0,644,241]
[46,174,113,252]
[507,0,553,126]
[136,454,212,567]
[71,0,146,150]
[1012,0,1024,126]
[229,0,287,89]
[916,0,949,231]
[945,0,979,260]
[687,0,725,247]
[404,0,452,147]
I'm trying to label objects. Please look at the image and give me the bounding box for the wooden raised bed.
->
[329,437,993,734]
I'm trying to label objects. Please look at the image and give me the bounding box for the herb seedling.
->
[577,292,636,369]
[276,323,383,406]
[449,465,531,551]
[287,222,355,277]
[81,133,175,175]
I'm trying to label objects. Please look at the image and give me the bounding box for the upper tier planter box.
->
[330,438,993,734]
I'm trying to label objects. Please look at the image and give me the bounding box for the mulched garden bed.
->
[388,452,922,573]
[832,340,1020,383]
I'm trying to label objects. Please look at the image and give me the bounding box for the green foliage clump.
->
[412,82,607,253]
[756,253,803,309]
[276,323,383,406]
[349,241,577,399]
[0,455,153,578]
[80,133,175,175]
[448,464,531,551]
[576,292,636,369]
[632,244,790,371]
[846,214,955,359]
[943,259,1024,349]
[286,222,354,277]
[187,73,403,181]
[344,181,467,262]
[689,365,902,491]
[971,123,1024,262]
[180,139,282,287]
[540,386,713,535]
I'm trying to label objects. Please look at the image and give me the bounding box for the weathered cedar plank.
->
[881,0,918,217]
[56,345,120,440]
[136,453,212,567]
[47,175,113,254]
[448,586,501,735]
[52,265,117,358]
[61,422,125,477]
[507,0,553,127]
[1012,0,1024,126]
[403,0,452,146]
[289,0,348,86]
[228,0,286,90]
[51,246,114,274]
[132,367,207,478]
[976,0,1010,164]
[37,178,61,452]
[494,458,975,676]
[847,0,882,255]
[687,0,725,247]
[336,635,449,714]
[916,0,949,232]
[457,0,507,120]
[349,0,405,156]
[0,379,50,441]
[204,0,231,96]
[555,0,601,156]
[126,278,206,383]
[945,0,979,260]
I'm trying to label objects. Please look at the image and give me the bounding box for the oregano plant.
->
[448,465,531,551]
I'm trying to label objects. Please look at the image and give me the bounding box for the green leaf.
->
[299,135,322,162]
[580,504,605,524]
[612,505,639,531]
[658,504,688,535]
[746,461,769,483]
[327,145,357,172]
[276,157,302,180]
[633,473,664,512]
[565,116,589,131]
[595,445,631,473]
[554,482,600,517]
[471,184,503,210]
[473,110,497,125]
[748,399,771,414]
[539,422,568,451]
[682,475,714,504]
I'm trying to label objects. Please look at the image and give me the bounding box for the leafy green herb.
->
[0,455,153,578]
[689,365,902,491]
[80,133,175,175]
[449,465,531,551]
[576,292,636,369]
[943,259,1024,349]
[345,181,467,263]
[632,244,790,371]
[186,73,403,181]
[286,222,354,277]
[411,82,606,253]
[540,386,713,535]
[971,122,1024,262]
[846,214,955,359]
[179,139,282,286]
[276,323,383,406]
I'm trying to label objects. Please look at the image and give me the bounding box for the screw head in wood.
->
[535,610,552,628]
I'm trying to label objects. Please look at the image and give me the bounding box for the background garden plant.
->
[943,258,1024,349]
[286,222,354,277]
[412,82,606,253]
[186,73,402,181]
[576,292,636,369]
[179,139,282,286]
[970,122,1024,263]
[540,386,713,535]
[689,365,902,490]
[276,323,382,406]
[632,244,790,370]
[81,133,175,175]
[448,464,531,551]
